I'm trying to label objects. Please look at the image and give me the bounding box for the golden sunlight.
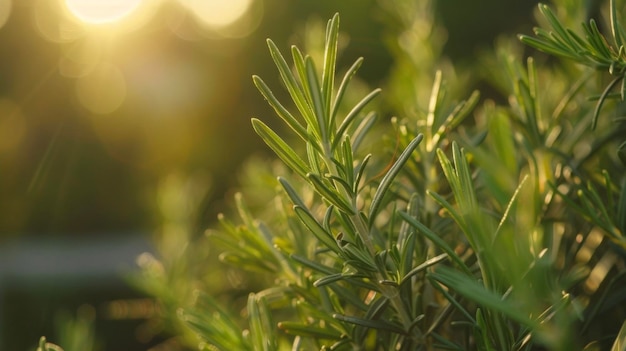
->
[64,0,142,24]
[75,62,127,114]
[179,0,252,28]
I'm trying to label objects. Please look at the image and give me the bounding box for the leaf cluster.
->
[134,3,626,351]
[520,0,626,131]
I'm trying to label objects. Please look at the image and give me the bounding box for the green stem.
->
[322,140,415,334]
[351,212,415,334]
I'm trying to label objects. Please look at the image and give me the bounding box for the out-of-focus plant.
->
[520,0,626,135]
[35,305,98,351]
[36,337,63,351]
[129,1,626,350]
[54,306,98,351]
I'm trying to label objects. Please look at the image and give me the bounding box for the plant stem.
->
[351,212,415,334]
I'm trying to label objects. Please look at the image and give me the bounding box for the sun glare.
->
[64,0,142,24]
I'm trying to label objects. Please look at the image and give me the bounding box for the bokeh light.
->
[59,40,103,78]
[75,62,127,114]
[34,0,85,43]
[179,0,251,28]
[125,52,210,116]
[173,0,262,38]
[64,0,142,24]
[0,0,11,30]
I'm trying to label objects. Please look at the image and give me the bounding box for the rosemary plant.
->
[178,9,626,351]
[39,1,626,350]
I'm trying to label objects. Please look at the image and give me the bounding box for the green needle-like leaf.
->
[493,175,529,244]
[475,309,497,351]
[307,173,355,214]
[278,177,307,209]
[355,297,390,343]
[354,153,372,193]
[427,189,467,236]
[398,211,471,275]
[431,266,535,327]
[333,89,381,151]
[247,294,277,351]
[340,137,355,187]
[610,0,625,50]
[323,13,339,126]
[333,313,406,334]
[37,337,64,351]
[539,3,577,51]
[428,277,476,324]
[400,253,448,285]
[313,273,347,287]
[441,143,478,212]
[368,134,423,225]
[252,118,310,178]
[290,254,339,275]
[290,45,308,101]
[592,75,623,130]
[610,319,626,351]
[253,75,308,142]
[293,205,341,253]
[266,39,320,138]
[431,332,465,351]
[351,111,378,152]
[305,57,328,144]
[434,90,480,141]
[518,35,580,61]
[278,321,343,339]
[340,243,378,272]
[426,70,442,143]
[586,20,613,58]
[331,57,364,125]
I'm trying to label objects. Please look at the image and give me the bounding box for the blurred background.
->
[0,0,539,349]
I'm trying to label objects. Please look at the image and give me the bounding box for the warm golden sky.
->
[25,0,262,115]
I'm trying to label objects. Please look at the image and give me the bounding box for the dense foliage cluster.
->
[41,0,626,350]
